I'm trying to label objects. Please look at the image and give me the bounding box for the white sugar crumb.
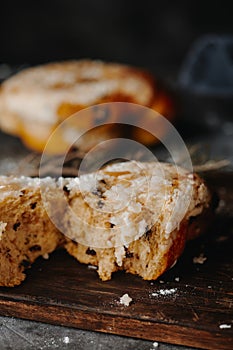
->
[63,336,70,344]
[150,341,159,349]
[88,265,98,270]
[42,253,49,259]
[175,277,180,282]
[0,222,7,230]
[120,293,132,306]
[151,288,177,297]
[193,253,207,264]
[0,222,7,239]
[219,324,232,329]
[114,246,125,266]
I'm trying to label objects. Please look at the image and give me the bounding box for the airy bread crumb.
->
[120,293,132,306]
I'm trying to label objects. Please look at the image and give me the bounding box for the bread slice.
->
[0,176,64,286]
[0,161,212,286]
[0,60,173,153]
[63,161,212,281]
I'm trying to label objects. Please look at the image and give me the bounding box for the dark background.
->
[0,0,232,78]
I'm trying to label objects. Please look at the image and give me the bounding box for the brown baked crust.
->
[0,60,173,153]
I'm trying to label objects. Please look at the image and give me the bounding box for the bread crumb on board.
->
[193,253,207,264]
[120,293,132,306]
[151,288,177,297]
[219,324,232,329]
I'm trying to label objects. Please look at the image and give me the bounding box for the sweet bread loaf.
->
[0,161,212,286]
[63,161,212,281]
[0,60,173,153]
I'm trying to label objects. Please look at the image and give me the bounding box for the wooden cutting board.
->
[0,173,232,350]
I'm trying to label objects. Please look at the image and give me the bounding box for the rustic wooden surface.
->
[0,171,232,350]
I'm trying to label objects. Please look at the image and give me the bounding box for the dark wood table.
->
[0,117,232,350]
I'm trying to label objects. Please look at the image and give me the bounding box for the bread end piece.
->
[0,177,63,287]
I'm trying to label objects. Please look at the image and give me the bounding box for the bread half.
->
[63,161,212,280]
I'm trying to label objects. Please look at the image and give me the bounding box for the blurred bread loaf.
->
[0,60,173,154]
